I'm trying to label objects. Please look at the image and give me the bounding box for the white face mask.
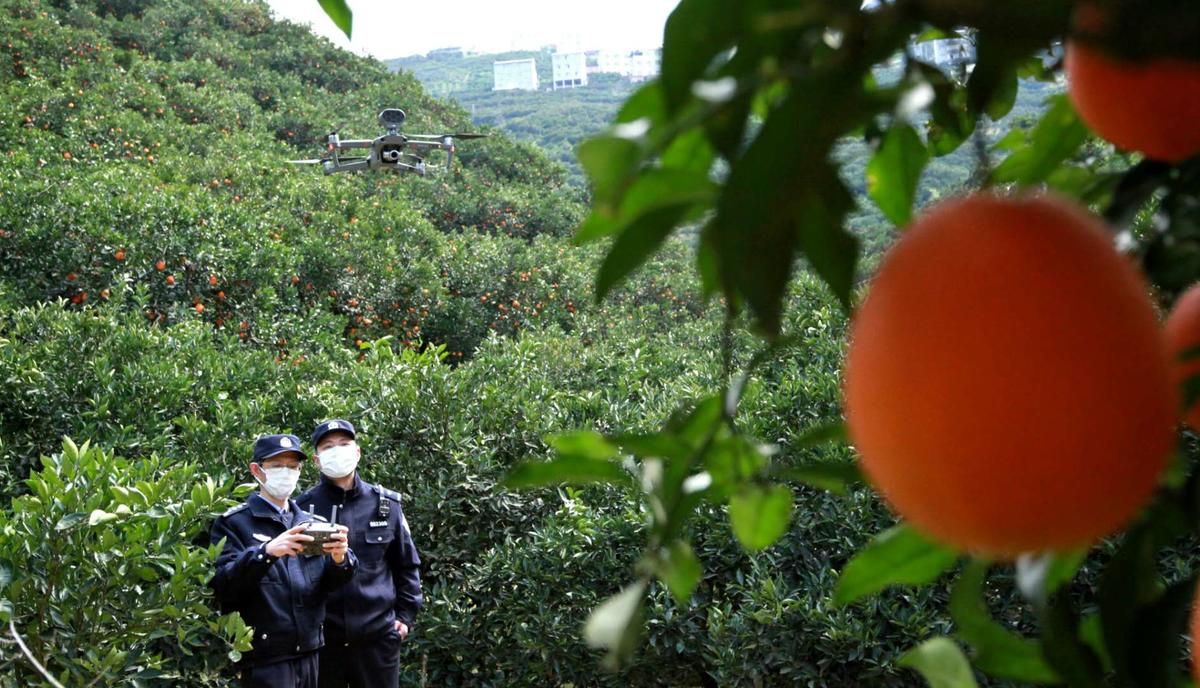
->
[256,466,301,500]
[318,444,359,479]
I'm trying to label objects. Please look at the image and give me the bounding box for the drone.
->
[289,108,486,176]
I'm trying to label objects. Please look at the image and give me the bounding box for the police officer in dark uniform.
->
[211,434,358,688]
[297,420,422,688]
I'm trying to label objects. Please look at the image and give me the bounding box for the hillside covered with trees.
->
[0,0,929,685]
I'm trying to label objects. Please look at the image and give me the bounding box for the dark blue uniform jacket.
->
[210,493,357,666]
[297,476,423,644]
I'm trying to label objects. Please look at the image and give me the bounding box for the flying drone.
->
[289,108,486,176]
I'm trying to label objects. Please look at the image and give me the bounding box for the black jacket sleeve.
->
[321,547,358,593]
[387,509,423,627]
[208,515,276,612]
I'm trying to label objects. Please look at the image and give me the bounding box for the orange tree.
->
[312,0,1200,684]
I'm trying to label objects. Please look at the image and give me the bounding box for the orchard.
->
[1,0,1200,684]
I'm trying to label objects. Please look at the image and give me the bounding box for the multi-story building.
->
[594,48,661,81]
[552,52,588,89]
[910,37,975,68]
[493,58,539,91]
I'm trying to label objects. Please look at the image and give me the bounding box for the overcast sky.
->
[264,0,678,60]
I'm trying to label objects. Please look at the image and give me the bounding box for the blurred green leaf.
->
[1041,591,1106,686]
[779,462,862,496]
[659,0,740,113]
[656,540,702,605]
[989,95,1087,186]
[867,123,929,226]
[316,0,352,39]
[578,137,644,210]
[835,524,959,606]
[584,580,647,670]
[504,434,629,489]
[950,561,1061,684]
[1128,576,1196,688]
[728,483,793,552]
[898,637,980,688]
[712,79,863,334]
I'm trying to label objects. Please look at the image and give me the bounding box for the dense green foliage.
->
[0,0,996,685]
[517,0,1200,685]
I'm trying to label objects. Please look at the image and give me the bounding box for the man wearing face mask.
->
[297,420,422,688]
[210,434,357,687]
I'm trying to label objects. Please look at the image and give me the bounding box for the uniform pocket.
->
[358,529,394,566]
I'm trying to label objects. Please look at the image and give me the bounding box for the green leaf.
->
[55,512,88,531]
[711,79,864,334]
[834,524,959,606]
[656,540,702,605]
[317,0,352,39]
[950,561,1061,684]
[593,178,716,299]
[660,0,740,113]
[915,63,976,157]
[504,454,628,489]
[1099,525,1158,683]
[577,136,644,210]
[547,432,621,461]
[867,123,929,226]
[1040,591,1106,686]
[661,127,716,175]
[728,484,793,552]
[615,433,692,462]
[87,509,119,526]
[504,432,630,488]
[578,168,714,244]
[966,32,1026,120]
[1128,576,1197,687]
[584,580,647,669]
[989,95,1088,187]
[779,462,862,496]
[898,637,980,688]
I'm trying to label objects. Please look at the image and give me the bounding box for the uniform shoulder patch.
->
[379,487,402,502]
[222,503,249,517]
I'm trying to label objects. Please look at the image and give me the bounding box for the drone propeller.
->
[287,159,326,164]
[407,133,488,140]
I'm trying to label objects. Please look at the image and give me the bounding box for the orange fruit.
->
[165,275,175,285]
[114,249,125,262]
[844,192,1177,558]
[1164,283,1200,429]
[155,259,166,271]
[1066,41,1200,162]
[1193,580,1200,683]
[208,274,218,286]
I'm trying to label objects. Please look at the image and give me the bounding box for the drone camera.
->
[378,108,406,129]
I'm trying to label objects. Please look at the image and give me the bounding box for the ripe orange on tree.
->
[1193,581,1200,683]
[844,192,1177,558]
[165,274,175,285]
[113,249,125,261]
[1065,6,1200,162]
[1164,282,1200,429]
[155,259,166,271]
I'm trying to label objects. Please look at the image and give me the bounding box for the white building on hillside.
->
[910,37,975,68]
[552,52,588,89]
[595,48,661,81]
[493,58,539,91]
